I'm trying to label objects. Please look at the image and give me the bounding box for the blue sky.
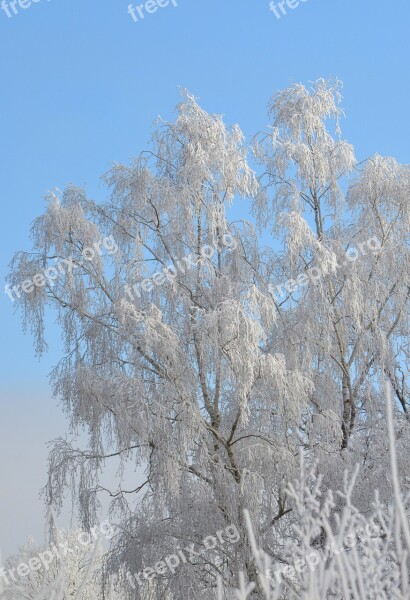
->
[1,0,409,556]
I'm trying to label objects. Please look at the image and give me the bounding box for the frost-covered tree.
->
[7,81,410,597]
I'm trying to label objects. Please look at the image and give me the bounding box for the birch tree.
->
[7,82,410,597]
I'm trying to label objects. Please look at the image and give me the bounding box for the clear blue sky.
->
[1,0,409,556]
